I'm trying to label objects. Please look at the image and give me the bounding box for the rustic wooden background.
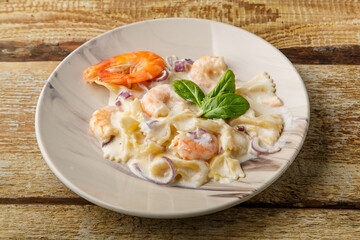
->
[1,0,359,239]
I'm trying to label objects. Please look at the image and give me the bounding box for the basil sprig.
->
[172,69,250,119]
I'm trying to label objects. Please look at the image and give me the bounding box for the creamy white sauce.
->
[91,56,286,187]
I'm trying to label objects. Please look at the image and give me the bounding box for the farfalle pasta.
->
[85,51,285,187]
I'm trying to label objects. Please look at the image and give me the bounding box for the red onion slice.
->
[174,61,186,72]
[119,91,133,99]
[165,56,178,70]
[132,156,176,185]
[197,127,208,134]
[186,127,212,143]
[174,60,193,72]
[236,125,245,132]
[153,70,169,82]
[146,120,159,128]
[184,58,194,64]
[102,135,115,147]
[115,100,122,106]
[251,137,281,154]
[218,146,223,154]
[115,91,133,106]
[187,127,206,138]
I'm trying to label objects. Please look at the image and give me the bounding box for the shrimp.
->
[189,56,227,90]
[170,128,218,161]
[84,51,165,85]
[89,106,118,142]
[141,84,172,117]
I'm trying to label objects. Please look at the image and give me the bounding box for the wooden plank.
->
[1,205,359,238]
[1,62,359,207]
[0,62,78,198]
[0,0,359,63]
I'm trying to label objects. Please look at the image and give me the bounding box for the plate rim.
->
[35,17,310,218]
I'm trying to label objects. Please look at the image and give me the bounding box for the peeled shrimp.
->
[170,128,218,161]
[141,84,172,117]
[84,51,165,85]
[89,106,118,142]
[189,56,227,90]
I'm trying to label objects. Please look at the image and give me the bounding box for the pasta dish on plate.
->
[84,51,285,187]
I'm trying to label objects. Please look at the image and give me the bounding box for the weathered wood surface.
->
[0,0,359,64]
[1,205,359,239]
[1,0,360,237]
[1,62,359,208]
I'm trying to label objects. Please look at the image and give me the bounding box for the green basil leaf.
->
[202,69,235,103]
[201,93,249,119]
[172,80,205,107]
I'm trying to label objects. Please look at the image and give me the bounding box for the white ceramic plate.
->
[36,18,309,218]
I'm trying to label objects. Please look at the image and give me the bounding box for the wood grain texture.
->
[1,0,359,237]
[0,62,359,208]
[0,62,79,198]
[0,0,359,63]
[1,205,360,239]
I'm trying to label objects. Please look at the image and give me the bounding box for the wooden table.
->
[1,0,359,238]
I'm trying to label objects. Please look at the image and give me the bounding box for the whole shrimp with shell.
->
[84,51,166,85]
